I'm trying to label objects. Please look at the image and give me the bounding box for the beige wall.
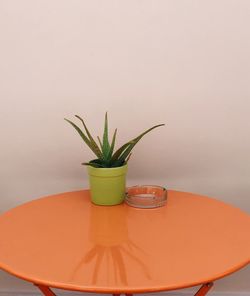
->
[0,0,249,294]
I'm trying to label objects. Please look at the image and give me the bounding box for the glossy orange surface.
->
[0,190,249,293]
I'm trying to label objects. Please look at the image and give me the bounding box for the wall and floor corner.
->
[0,1,249,295]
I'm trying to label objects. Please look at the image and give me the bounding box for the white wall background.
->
[0,0,249,295]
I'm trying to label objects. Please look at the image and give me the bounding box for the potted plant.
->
[65,113,164,206]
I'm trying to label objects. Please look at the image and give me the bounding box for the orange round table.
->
[0,190,249,296]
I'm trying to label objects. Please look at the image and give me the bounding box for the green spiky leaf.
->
[82,159,105,168]
[110,159,125,167]
[97,136,103,150]
[102,112,111,160]
[112,124,165,163]
[64,118,102,159]
[74,115,103,159]
[110,142,132,163]
[65,113,165,168]
[107,128,117,160]
[125,153,132,163]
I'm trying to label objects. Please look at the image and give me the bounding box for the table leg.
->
[34,284,57,296]
[113,295,132,296]
[34,283,212,296]
[194,283,214,296]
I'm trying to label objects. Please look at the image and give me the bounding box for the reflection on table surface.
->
[71,204,151,285]
[0,190,249,293]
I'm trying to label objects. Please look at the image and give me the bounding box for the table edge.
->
[0,260,249,294]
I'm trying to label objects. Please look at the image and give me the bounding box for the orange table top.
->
[0,190,249,294]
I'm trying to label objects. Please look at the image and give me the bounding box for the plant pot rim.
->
[87,163,128,177]
[88,163,128,170]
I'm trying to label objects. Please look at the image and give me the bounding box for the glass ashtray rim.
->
[126,185,167,195]
[125,185,167,208]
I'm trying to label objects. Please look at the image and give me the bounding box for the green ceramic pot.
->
[87,164,128,206]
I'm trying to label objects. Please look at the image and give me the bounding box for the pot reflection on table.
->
[71,204,151,285]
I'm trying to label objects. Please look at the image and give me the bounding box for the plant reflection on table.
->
[71,204,151,285]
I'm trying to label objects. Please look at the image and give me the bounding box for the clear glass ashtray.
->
[125,185,167,208]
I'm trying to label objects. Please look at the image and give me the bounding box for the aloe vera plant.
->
[65,113,164,168]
